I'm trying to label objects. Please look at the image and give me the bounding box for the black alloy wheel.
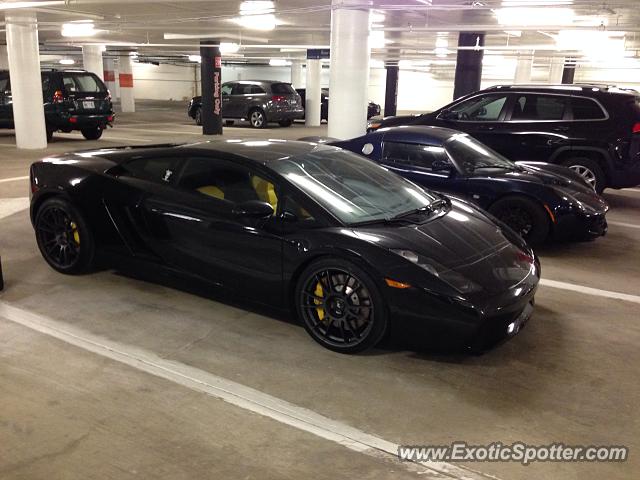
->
[296,259,387,353]
[81,125,103,140]
[35,198,95,274]
[489,196,550,246]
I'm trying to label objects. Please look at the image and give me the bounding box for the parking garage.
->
[0,1,639,480]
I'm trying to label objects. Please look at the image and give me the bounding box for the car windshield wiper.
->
[389,198,448,221]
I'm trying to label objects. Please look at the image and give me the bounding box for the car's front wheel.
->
[488,196,550,246]
[295,258,388,353]
[561,157,605,193]
[249,108,267,128]
[81,126,103,140]
[35,197,95,274]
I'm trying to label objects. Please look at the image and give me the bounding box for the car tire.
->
[81,126,103,140]
[195,107,202,126]
[46,128,54,143]
[249,108,267,128]
[34,197,95,275]
[278,119,293,127]
[295,258,388,354]
[561,157,606,193]
[488,196,550,246]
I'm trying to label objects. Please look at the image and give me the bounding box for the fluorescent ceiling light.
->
[188,55,202,62]
[555,30,625,60]
[370,59,385,68]
[269,58,291,66]
[231,13,278,30]
[59,58,75,65]
[220,42,240,54]
[0,1,64,9]
[240,0,274,15]
[61,21,96,37]
[370,30,389,49]
[495,7,574,26]
[435,38,448,48]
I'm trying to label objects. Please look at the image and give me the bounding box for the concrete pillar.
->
[305,59,322,127]
[514,52,533,84]
[82,44,104,81]
[327,0,371,139]
[0,45,8,70]
[290,60,304,88]
[103,57,117,98]
[562,58,576,84]
[5,10,47,149]
[548,57,564,84]
[118,54,135,113]
[453,32,485,100]
[384,64,399,117]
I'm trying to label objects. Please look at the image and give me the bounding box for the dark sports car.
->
[332,126,609,245]
[29,140,539,353]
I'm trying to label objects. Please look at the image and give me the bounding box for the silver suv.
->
[188,80,304,128]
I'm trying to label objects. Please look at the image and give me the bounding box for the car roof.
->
[484,84,638,97]
[225,80,291,86]
[179,139,337,164]
[373,125,463,145]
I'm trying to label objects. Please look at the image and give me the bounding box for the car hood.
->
[353,201,538,295]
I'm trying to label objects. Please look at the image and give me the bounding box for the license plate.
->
[82,100,95,109]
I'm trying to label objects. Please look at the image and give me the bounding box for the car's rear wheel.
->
[295,258,388,353]
[561,157,605,193]
[488,196,550,246]
[35,198,95,274]
[194,107,202,126]
[249,108,266,128]
[278,119,293,127]
[81,126,103,140]
[46,128,54,143]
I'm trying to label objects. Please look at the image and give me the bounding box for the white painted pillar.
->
[118,54,135,113]
[327,0,371,139]
[5,10,47,149]
[514,52,533,84]
[0,45,9,70]
[290,60,304,88]
[103,57,118,99]
[548,57,564,84]
[82,44,104,81]
[305,59,322,126]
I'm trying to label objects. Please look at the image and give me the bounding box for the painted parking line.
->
[0,175,29,184]
[622,188,640,193]
[608,221,640,230]
[119,126,202,136]
[0,197,29,220]
[540,279,640,304]
[0,301,496,480]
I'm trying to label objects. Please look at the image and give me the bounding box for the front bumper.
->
[554,210,608,240]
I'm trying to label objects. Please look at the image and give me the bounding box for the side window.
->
[280,194,316,225]
[382,141,451,171]
[449,95,508,122]
[221,84,233,96]
[511,94,567,121]
[231,83,246,95]
[571,97,606,120]
[249,84,265,94]
[121,157,181,184]
[0,76,9,94]
[177,157,279,212]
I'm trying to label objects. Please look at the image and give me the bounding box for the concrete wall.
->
[132,62,199,101]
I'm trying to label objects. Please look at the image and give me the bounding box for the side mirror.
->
[432,160,454,174]
[438,109,458,121]
[233,200,274,218]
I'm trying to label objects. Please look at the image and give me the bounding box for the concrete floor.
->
[1,101,639,480]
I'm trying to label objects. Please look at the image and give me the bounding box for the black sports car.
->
[29,140,539,353]
[332,126,609,245]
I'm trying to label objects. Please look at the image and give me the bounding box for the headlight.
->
[391,249,481,294]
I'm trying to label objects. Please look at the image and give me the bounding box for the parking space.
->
[1,102,639,480]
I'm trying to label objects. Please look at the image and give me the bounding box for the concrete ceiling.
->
[4,0,640,69]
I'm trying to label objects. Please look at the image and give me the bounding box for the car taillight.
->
[632,122,640,134]
[53,90,64,104]
[271,95,285,103]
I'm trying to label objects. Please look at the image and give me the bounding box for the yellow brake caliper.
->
[70,221,80,245]
[314,282,325,321]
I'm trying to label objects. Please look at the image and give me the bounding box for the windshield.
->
[444,133,516,174]
[269,148,439,225]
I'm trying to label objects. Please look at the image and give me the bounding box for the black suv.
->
[188,80,303,128]
[369,85,640,192]
[0,69,114,142]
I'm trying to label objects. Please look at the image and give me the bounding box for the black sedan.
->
[332,126,609,245]
[29,140,539,353]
